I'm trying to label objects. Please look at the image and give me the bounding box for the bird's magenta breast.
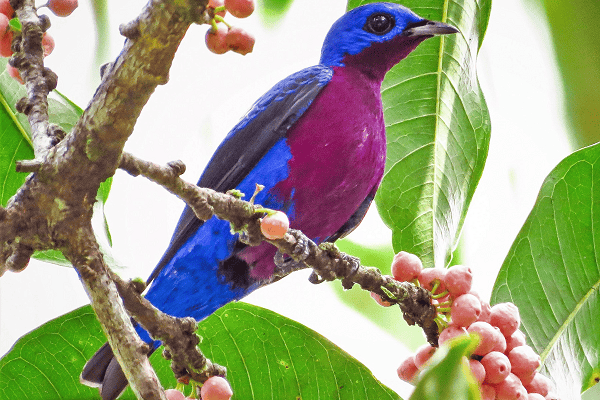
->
[275,65,387,240]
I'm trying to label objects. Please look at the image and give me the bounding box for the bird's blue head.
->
[320,3,458,81]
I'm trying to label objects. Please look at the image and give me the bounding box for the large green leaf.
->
[0,303,401,399]
[0,58,112,266]
[347,0,492,268]
[491,143,600,397]
[536,0,600,148]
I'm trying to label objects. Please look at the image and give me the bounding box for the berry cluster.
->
[0,0,78,84]
[205,0,255,55]
[373,252,558,400]
[166,376,233,400]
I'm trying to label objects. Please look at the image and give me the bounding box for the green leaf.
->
[258,0,294,27]
[347,0,492,268]
[0,306,105,399]
[538,0,600,147]
[0,58,113,266]
[0,303,402,399]
[410,335,481,400]
[196,302,401,399]
[491,143,600,395]
[334,239,427,350]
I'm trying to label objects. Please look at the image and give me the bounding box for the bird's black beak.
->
[403,20,459,37]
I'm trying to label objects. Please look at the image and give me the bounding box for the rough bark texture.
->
[1,1,212,398]
[0,1,440,398]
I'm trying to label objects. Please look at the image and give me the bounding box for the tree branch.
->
[64,222,167,400]
[119,152,440,345]
[110,273,227,384]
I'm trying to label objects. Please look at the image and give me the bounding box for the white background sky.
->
[0,0,590,398]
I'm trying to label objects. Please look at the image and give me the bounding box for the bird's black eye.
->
[364,13,395,35]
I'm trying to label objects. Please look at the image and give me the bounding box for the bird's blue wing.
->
[147,65,333,284]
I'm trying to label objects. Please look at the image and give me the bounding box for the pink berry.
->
[444,265,472,297]
[490,302,521,336]
[507,345,541,380]
[481,384,496,400]
[524,373,553,397]
[260,211,289,239]
[493,373,528,400]
[0,0,13,18]
[520,370,537,386]
[370,292,392,307]
[468,358,485,385]
[480,351,511,384]
[7,64,23,84]
[47,0,78,17]
[0,13,7,37]
[506,330,527,354]
[42,32,55,57]
[391,251,423,282]
[492,327,507,353]
[165,389,186,400]
[208,0,226,17]
[451,293,482,327]
[0,28,12,58]
[397,355,419,384]
[224,0,254,18]
[528,394,546,400]
[200,376,233,400]
[414,344,436,369]
[225,26,255,55]
[467,321,498,356]
[478,300,492,323]
[438,324,468,345]
[417,268,447,295]
[205,23,230,54]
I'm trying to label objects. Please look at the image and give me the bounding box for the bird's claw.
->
[273,250,308,278]
[286,229,311,261]
[271,229,312,279]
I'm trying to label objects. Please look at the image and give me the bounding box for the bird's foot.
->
[311,242,361,289]
[271,229,313,280]
[286,229,312,261]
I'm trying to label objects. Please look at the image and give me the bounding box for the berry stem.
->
[430,279,441,295]
[431,289,449,299]
[248,183,264,204]
[213,5,226,13]
[175,382,186,393]
[254,207,276,216]
[209,18,219,33]
[437,299,452,308]
[213,15,231,28]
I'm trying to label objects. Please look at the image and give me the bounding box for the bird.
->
[81,3,458,399]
